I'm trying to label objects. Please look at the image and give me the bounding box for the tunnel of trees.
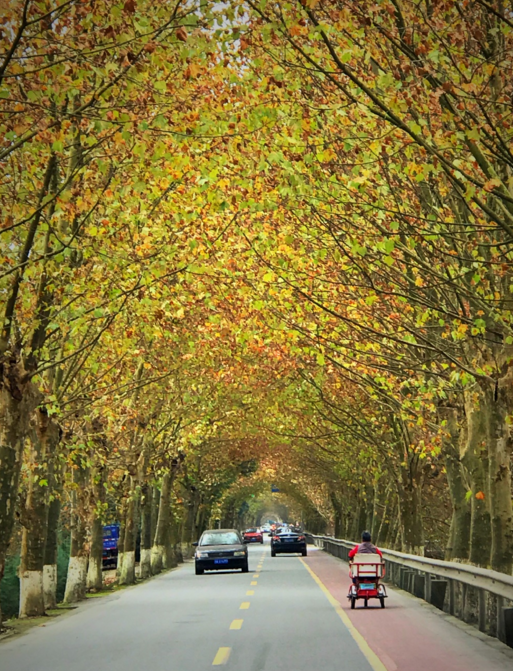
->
[1,0,513,626]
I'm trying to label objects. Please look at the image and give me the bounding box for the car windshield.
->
[245,529,257,533]
[200,532,240,546]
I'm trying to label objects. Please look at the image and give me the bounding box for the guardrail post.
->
[425,573,431,603]
[393,562,400,587]
[497,596,505,642]
[460,583,467,621]
[430,580,447,610]
[478,589,486,633]
[448,579,455,616]
[399,567,409,590]
[503,608,513,648]
[383,560,390,583]
[413,574,425,599]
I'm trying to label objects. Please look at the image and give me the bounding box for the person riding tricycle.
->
[347,531,387,609]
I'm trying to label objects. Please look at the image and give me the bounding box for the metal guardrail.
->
[306,534,513,648]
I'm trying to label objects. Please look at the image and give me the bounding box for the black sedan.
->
[271,528,307,557]
[194,529,249,575]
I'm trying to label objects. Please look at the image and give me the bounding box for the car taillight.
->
[298,535,305,541]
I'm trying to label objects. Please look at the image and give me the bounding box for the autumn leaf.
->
[176,26,187,42]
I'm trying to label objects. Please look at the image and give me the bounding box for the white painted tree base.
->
[64,556,88,603]
[140,548,151,578]
[116,551,125,576]
[119,550,135,585]
[86,556,102,591]
[43,564,57,610]
[19,570,45,617]
[150,545,164,574]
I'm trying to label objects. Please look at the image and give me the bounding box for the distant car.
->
[243,528,263,544]
[271,528,307,557]
[194,529,248,575]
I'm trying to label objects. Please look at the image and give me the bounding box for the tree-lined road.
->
[1,543,512,671]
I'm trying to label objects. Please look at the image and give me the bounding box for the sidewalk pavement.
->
[303,546,513,671]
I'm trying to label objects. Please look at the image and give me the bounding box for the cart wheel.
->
[379,596,385,609]
[350,597,356,610]
[364,598,368,608]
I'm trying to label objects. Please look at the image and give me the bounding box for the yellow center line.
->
[212,647,231,666]
[230,619,243,630]
[246,590,254,595]
[240,601,250,609]
[253,574,260,578]
[250,581,257,586]
[299,559,387,671]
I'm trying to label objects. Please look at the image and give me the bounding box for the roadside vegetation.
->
[1,0,512,627]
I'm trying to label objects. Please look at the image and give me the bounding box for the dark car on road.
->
[271,528,307,557]
[194,529,249,575]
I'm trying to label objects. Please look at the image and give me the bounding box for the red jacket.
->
[348,542,383,560]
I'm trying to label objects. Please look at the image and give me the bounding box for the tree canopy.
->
[1,0,512,624]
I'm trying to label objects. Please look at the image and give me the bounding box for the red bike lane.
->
[302,547,513,671]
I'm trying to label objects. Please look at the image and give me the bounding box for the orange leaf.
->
[176,26,187,42]
[475,491,485,500]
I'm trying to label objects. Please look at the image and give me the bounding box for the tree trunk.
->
[375,484,393,547]
[445,453,471,560]
[349,501,360,541]
[0,368,41,627]
[86,467,106,592]
[439,405,471,561]
[63,466,89,603]
[397,467,424,554]
[150,485,160,544]
[484,368,513,574]
[330,491,344,538]
[163,498,178,570]
[19,410,59,617]
[383,498,398,548]
[86,517,103,592]
[170,515,183,564]
[151,473,170,575]
[140,484,152,579]
[461,388,491,567]
[181,492,197,559]
[370,480,387,543]
[119,482,136,586]
[116,513,125,578]
[43,497,61,610]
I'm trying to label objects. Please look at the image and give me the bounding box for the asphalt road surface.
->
[1,541,512,671]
